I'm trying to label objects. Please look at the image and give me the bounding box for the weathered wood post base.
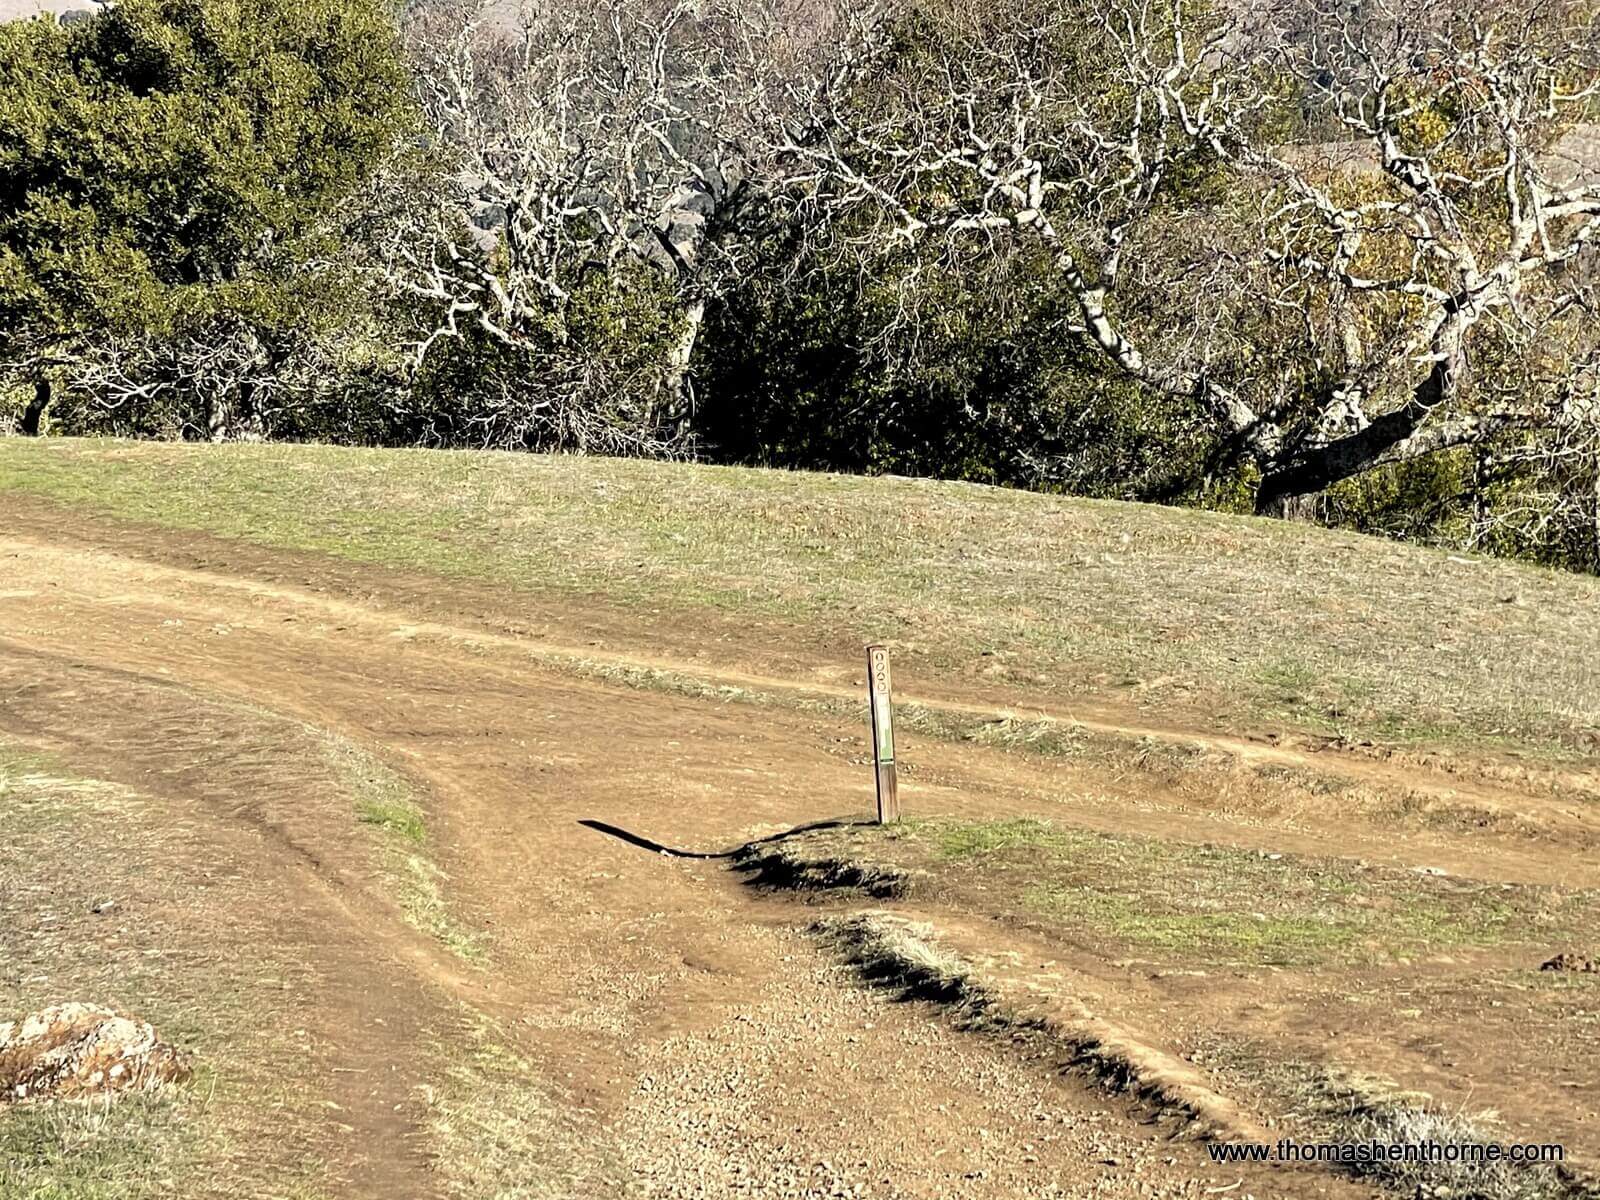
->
[865,645,900,824]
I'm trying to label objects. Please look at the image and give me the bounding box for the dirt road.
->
[2,501,1592,1198]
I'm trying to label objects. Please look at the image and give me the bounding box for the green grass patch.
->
[922,816,1067,860]
[1,1093,194,1200]
[320,731,430,847]
[396,853,487,964]
[899,707,1088,757]
[320,736,487,964]
[355,795,426,844]
[0,1085,332,1200]
[886,818,1591,966]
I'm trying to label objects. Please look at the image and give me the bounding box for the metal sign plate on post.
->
[865,645,900,824]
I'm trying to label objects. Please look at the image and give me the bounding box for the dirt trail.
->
[3,527,1591,810]
[1,506,1591,1197]
[1,525,1591,886]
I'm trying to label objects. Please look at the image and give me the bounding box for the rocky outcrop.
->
[0,1004,190,1102]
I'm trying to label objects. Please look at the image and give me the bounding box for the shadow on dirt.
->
[577,817,870,860]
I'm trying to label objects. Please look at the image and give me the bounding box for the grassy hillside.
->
[2,438,1597,759]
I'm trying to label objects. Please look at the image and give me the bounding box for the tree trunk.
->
[1592,457,1600,574]
[1253,355,1465,518]
[206,392,232,442]
[206,385,264,442]
[1470,448,1488,546]
[1255,489,1322,521]
[19,379,50,436]
[1252,438,1377,518]
[662,298,705,435]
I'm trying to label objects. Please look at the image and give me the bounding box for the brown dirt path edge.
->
[0,497,1556,1198]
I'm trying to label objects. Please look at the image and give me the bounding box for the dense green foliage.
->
[699,247,1216,498]
[0,0,412,435]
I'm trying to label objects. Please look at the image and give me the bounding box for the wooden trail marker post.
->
[865,645,900,824]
